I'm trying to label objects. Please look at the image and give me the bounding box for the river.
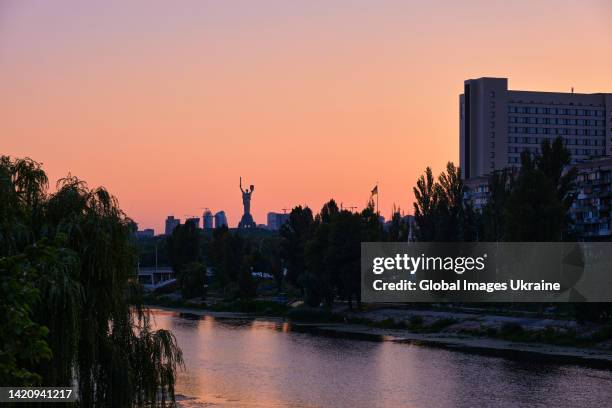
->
[149,308,612,408]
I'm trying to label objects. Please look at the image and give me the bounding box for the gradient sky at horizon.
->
[2,0,612,232]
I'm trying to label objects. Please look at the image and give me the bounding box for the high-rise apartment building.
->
[570,157,612,239]
[185,217,200,228]
[214,211,228,229]
[460,77,612,179]
[203,209,214,229]
[164,216,180,235]
[267,212,289,231]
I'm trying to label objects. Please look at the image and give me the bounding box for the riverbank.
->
[145,295,612,345]
[292,322,612,368]
[150,307,612,408]
[147,304,612,369]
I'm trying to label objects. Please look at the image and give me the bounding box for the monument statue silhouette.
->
[238,177,256,229]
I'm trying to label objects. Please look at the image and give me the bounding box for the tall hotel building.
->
[460,77,612,179]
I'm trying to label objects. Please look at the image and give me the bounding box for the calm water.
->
[149,309,612,408]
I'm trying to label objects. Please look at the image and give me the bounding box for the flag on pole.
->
[371,184,379,215]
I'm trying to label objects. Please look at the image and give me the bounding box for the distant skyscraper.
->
[267,212,289,230]
[203,209,214,229]
[214,211,228,229]
[460,77,611,180]
[164,216,180,235]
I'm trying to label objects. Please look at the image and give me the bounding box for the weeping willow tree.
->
[0,156,183,406]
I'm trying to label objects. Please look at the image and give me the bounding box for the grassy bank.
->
[144,294,289,316]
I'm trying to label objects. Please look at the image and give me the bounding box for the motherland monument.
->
[238,177,256,228]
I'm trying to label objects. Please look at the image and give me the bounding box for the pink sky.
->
[2,0,612,232]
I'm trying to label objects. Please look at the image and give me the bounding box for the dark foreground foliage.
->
[0,156,183,406]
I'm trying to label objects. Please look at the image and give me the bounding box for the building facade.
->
[267,212,289,230]
[185,217,200,228]
[463,176,491,211]
[570,157,612,240]
[460,77,612,179]
[164,216,180,235]
[135,228,155,239]
[214,211,228,229]
[203,210,214,229]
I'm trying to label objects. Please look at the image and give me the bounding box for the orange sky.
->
[2,0,612,232]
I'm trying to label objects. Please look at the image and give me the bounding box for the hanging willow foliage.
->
[0,156,183,406]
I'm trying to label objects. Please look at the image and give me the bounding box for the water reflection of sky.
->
[149,309,612,408]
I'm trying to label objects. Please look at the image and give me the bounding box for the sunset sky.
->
[2,0,612,232]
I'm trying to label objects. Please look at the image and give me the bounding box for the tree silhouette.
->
[280,206,313,288]
[413,162,475,241]
[0,156,183,406]
[505,138,575,241]
[167,219,203,298]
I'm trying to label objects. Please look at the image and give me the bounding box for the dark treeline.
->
[159,201,407,310]
[413,162,479,241]
[165,222,259,300]
[413,138,576,242]
[0,157,183,406]
[282,201,384,309]
[149,137,608,320]
[413,137,610,321]
[162,200,409,310]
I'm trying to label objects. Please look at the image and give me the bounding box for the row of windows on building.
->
[577,172,612,183]
[507,149,605,163]
[508,106,606,116]
[508,127,605,136]
[508,145,605,154]
[574,198,610,208]
[508,136,605,146]
[509,116,604,126]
